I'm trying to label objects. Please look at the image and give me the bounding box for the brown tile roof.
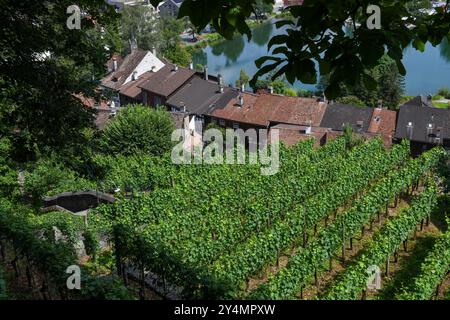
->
[101,49,148,91]
[119,71,155,99]
[138,63,196,97]
[211,92,327,127]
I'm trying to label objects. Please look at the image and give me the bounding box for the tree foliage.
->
[100,105,175,157]
[147,0,450,98]
[120,6,186,56]
[0,0,120,160]
[319,55,404,109]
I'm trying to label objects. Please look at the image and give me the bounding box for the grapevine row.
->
[322,182,438,300]
[394,229,450,300]
[199,140,409,298]
[250,147,445,300]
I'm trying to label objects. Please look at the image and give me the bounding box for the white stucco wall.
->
[123,51,165,85]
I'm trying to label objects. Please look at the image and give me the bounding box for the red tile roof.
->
[74,93,109,110]
[368,108,397,146]
[211,92,327,127]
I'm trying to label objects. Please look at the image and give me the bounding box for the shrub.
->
[101,105,175,157]
[437,87,450,99]
[297,89,314,97]
[24,159,95,203]
[336,95,366,107]
[284,88,298,97]
[0,137,18,198]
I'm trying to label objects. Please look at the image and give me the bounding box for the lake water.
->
[193,20,450,96]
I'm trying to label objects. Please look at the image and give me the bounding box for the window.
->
[219,119,225,127]
[211,118,217,124]
[233,122,239,129]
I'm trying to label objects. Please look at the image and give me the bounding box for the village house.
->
[158,0,184,17]
[138,62,196,107]
[207,91,329,146]
[101,48,165,108]
[164,70,239,151]
[320,102,397,147]
[98,51,444,153]
[394,96,450,155]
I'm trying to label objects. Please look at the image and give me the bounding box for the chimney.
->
[241,83,245,92]
[305,120,312,135]
[180,101,186,113]
[174,64,179,72]
[151,66,156,72]
[189,61,194,70]
[218,74,223,86]
[113,58,118,72]
[406,121,414,139]
[152,46,157,57]
[238,95,244,107]
[219,85,224,93]
[268,86,274,94]
[204,66,209,81]
[427,94,432,103]
[132,71,137,81]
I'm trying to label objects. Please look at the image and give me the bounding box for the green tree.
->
[164,44,192,66]
[120,5,159,55]
[437,87,450,99]
[120,7,185,56]
[376,55,405,109]
[236,69,250,87]
[0,0,119,160]
[0,137,18,198]
[284,88,298,97]
[146,0,450,99]
[297,89,314,97]
[318,55,404,109]
[101,105,175,156]
[336,96,366,107]
[254,0,274,21]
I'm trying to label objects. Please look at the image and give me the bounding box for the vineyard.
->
[0,137,449,300]
[90,137,449,300]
